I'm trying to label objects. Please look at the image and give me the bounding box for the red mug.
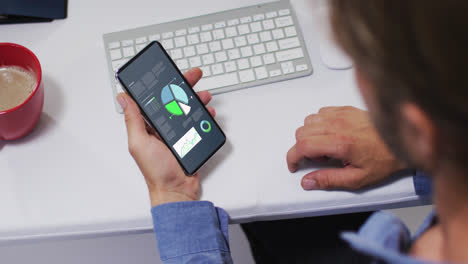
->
[0,43,44,140]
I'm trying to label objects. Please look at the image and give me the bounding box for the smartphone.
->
[116,41,226,175]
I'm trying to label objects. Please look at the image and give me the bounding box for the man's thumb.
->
[301,168,366,190]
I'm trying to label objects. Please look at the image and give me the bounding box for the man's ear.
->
[400,103,438,171]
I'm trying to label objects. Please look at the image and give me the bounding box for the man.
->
[116,0,468,263]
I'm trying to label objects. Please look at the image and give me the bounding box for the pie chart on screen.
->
[161,84,191,116]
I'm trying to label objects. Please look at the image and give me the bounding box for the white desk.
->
[0,0,428,243]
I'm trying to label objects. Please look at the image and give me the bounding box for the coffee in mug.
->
[0,66,37,111]
[0,43,44,140]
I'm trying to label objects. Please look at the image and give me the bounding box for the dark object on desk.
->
[0,0,68,24]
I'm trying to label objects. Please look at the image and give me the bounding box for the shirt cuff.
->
[413,170,432,196]
[151,201,230,261]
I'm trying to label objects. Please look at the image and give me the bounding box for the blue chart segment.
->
[161,86,174,104]
[171,85,188,104]
[161,84,191,116]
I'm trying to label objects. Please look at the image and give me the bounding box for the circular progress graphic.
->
[161,84,191,116]
[200,120,211,133]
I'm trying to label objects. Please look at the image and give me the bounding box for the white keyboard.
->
[103,0,313,113]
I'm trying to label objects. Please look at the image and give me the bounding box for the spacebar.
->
[194,73,239,92]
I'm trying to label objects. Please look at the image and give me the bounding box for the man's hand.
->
[287,106,406,190]
[117,68,214,207]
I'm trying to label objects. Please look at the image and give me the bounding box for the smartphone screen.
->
[116,41,226,175]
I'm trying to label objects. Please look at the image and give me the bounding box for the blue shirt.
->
[151,173,433,264]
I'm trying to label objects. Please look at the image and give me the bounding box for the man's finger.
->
[117,93,148,146]
[295,125,331,139]
[301,168,366,190]
[287,135,351,172]
[197,91,212,105]
[318,106,340,113]
[184,68,203,87]
[206,106,216,117]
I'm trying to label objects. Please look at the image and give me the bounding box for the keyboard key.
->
[260,31,272,42]
[200,32,213,42]
[263,53,276,64]
[161,39,174,49]
[240,16,252,24]
[213,29,225,40]
[123,47,135,57]
[110,49,122,60]
[262,19,275,30]
[200,66,211,77]
[269,69,282,77]
[176,29,187,36]
[278,37,300,50]
[266,11,278,18]
[247,33,260,44]
[184,46,196,57]
[162,32,174,39]
[202,53,215,65]
[211,63,224,75]
[253,14,265,21]
[239,69,255,82]
[202,24,213,31]
[253,43,266,55]
[215,51,228,62]
[108,41,120,49]
[285,26,297,37]
[209,41,222,52]
[136,36,148,44]
[136,44,146,52]
[228,18,240,26]
[196,43,209,54]
[222,38,234,50]
[196,72,239,91]
[281,61,295,74]
[278,9,291,16]
[250,22,262,32]
[228,48,241,60]
[187,34,200,45]
[176,59,189,70]
[189,56,202,67]
[296,64,308,72]
[149,34,161,41]
[250,56,263,67]
[112,59,127,71]
[237,58,250,70]
[276,47,304,62]
[266,41,279,52]
[188,27,200,33]
[238,24,250,35]
[240,46,253,57]
[226,27,238,38]
[255,66,268,79]
[171,48,183,59]
[215,21,226,28]
[122,39,134,47]
[275,16,293,27]
[272,29,285,39]
[224,61,237,72]
[234,36,247,47]
[175,36,187,47]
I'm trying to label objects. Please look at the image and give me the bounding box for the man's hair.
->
[329,0,468,169]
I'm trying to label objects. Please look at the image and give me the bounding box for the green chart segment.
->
[161,84,191,116]
[165,101,183,115]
